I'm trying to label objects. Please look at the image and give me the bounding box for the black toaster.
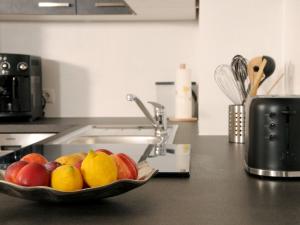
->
[245,96,300,177]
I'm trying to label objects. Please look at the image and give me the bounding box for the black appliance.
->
[245,96,300,177]
[0,53,43,121]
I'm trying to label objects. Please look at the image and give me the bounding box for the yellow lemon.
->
[81,150,117,188]
[51,165,83,192]
[73,152,87,159]
[55,152,85,166]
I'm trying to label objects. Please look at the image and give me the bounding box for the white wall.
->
[283,0,300,94]
[197,0,284,135]
[0,0,286,135]
[0,21,198,117]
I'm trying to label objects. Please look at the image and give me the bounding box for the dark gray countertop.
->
[0,118,300,225]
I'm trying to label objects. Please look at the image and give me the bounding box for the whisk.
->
[214,64,243,105]
[231,55,248,101]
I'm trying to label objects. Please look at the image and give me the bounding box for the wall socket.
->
[42,89,55,104]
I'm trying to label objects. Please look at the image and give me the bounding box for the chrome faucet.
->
[126,94,168,139]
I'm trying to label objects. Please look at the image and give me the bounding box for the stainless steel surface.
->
[228,104,245,143]
[65,135,163,145]
[18,62,28,71]
[50,124,178,145]
[127,94,158,128]
[214,64,243,105]
[147,101,167,135]
[245,164,300,177]
[0,133,55,151]
[38,2,71,7]
[148,101,164,112]
[231,55,248,102]
[127,94,168,139]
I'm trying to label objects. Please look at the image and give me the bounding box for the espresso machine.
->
[0,53,43,121]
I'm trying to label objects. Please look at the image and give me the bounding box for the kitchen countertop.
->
[0,118,300,225]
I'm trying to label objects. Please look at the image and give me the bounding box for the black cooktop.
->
[0,143,191,177]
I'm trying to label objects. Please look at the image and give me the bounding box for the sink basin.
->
[0,133,56,151]
[50,125,178,145]
[65,135,163,145]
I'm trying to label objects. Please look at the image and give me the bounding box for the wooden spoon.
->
[249,58,267,96]
[259,56,276,86]
[247,57,261,89]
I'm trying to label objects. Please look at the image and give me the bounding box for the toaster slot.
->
[281,107,296,150]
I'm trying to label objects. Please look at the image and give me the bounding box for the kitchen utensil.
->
[228,104,245,143]
[248,56,276,96]
[214,64,243,104]
[266,73,284,95]
[258,56,276,86]
[231,55,248,100]
[248,57,267,96]
[245,96,300,178]
[0,161,157,202]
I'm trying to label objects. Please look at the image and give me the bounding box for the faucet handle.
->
[148,101,165,115]
[147,101,164,110]
[148,101,165,117]
[148,101,167,131]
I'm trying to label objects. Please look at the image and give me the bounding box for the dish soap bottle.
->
[175,64,192,119]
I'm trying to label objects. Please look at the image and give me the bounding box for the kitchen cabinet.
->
[124,0,198,20]
[0,0,76,15]
[76,0,135,15]
[0,0,198,21]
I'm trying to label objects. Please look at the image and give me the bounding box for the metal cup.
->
[228,105,245,144]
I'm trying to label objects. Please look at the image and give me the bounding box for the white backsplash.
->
[0,21,198,117]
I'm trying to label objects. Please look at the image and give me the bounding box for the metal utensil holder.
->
[228,105,245,143]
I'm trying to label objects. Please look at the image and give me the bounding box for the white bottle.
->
[175,64,192,119]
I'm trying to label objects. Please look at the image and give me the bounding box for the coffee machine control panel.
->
[0,54,30,75]
[18,62,29,71]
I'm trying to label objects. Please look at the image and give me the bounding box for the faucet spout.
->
[126,94,158,128]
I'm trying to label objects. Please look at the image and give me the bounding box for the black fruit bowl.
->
[0,161,157,203]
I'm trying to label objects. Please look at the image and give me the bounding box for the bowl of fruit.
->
[0,149,157,203]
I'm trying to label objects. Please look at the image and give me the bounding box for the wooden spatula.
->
[247,56,276,96]
[249,58,267,96]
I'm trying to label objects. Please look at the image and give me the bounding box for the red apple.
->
[113,153,138,180]
[16,162,50,187]
[21,153,48,165]
[74,160,83,170]
[73,160,90,188]
[95,149,113,155]
[44,161,61,173]
[5,161,28,184]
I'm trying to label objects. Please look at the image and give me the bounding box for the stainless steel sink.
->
[0,133,56,155]
[66,135,163,145]
[50,125,178,145]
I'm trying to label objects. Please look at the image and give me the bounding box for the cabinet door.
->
[77,0,135,15]
[0,0,76,15]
